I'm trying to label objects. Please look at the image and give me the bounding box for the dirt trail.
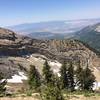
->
[0,96,100,100]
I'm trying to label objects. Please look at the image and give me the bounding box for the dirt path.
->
[0,95,100,100]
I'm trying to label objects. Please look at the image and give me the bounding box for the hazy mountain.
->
[8,19,100,39]
[75,23,100,52]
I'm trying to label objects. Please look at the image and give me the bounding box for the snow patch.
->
[49,61,62,77]
[49,61,62,67]
[7,72,27,83]
[93,82,100,90]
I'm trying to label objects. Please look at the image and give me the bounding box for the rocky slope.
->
[75,23,100,52]
[0,27,100,82]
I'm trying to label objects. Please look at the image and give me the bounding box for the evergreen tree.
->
[0,72,6,95]
[67,61,75,91]
[42,60,53,84]
[76,61,95,91]
[28,65,41,89]
[43,85,64,100]
[75,60,83,90]
[82,65,95,90]
[41,77,64,100]
[60,62,68,89]
[41,63,64,100]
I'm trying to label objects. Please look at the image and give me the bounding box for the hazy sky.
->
[0,0,100,26]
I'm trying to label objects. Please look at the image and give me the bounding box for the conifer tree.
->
[42,76,64,100]
[75,60,83,90]
[82,65,95,90]
[42,60,53,84]
[28,65,41,89]
[43,85,64,100]
[67,61,75,91]
[60,61,68,89]
[76,60,95,91]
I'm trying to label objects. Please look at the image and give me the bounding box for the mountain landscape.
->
[7,19,100,53]
[7,19,100,52]
[8,19,100,39]
[0,27,100,82]
[1,0,100,99]
[1,18,100,100]
[0,26,100,99]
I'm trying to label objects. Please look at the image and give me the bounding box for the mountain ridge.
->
[75,23,100,52]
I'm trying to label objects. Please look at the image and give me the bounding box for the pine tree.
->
[75,60,83,90]
[41,77,64,100]
[42,60,53,84]
[76,61,95,91]
[0,72,7,95]
[28,65,41,89]
[60,61,68,89]
[43,85,64,100]
[82,65,95,90]
[67,61,75,91]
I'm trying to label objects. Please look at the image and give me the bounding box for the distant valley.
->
[8,19,100,39]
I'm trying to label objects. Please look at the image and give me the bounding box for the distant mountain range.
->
[8,19,100,39]
[7,18,100,52]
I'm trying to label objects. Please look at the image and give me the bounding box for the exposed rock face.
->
[0,28,100,82]
[0,28,16,40]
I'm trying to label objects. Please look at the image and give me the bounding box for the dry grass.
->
[69,95,100,100]
[0,95,100,100]
[0,97,39,100]
[6,81,29,94]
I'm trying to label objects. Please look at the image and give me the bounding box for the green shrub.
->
[26,90,32,96]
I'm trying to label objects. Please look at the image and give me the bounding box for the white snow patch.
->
[7,72,27,83]
[49,61,62,77]
[49,61,62,67]
[93,82,100,90]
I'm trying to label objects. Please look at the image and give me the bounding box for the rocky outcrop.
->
[0,28,16,40]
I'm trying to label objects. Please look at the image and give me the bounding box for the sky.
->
[0,0,100,26]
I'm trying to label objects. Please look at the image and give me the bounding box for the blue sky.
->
[0,0,100,26]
